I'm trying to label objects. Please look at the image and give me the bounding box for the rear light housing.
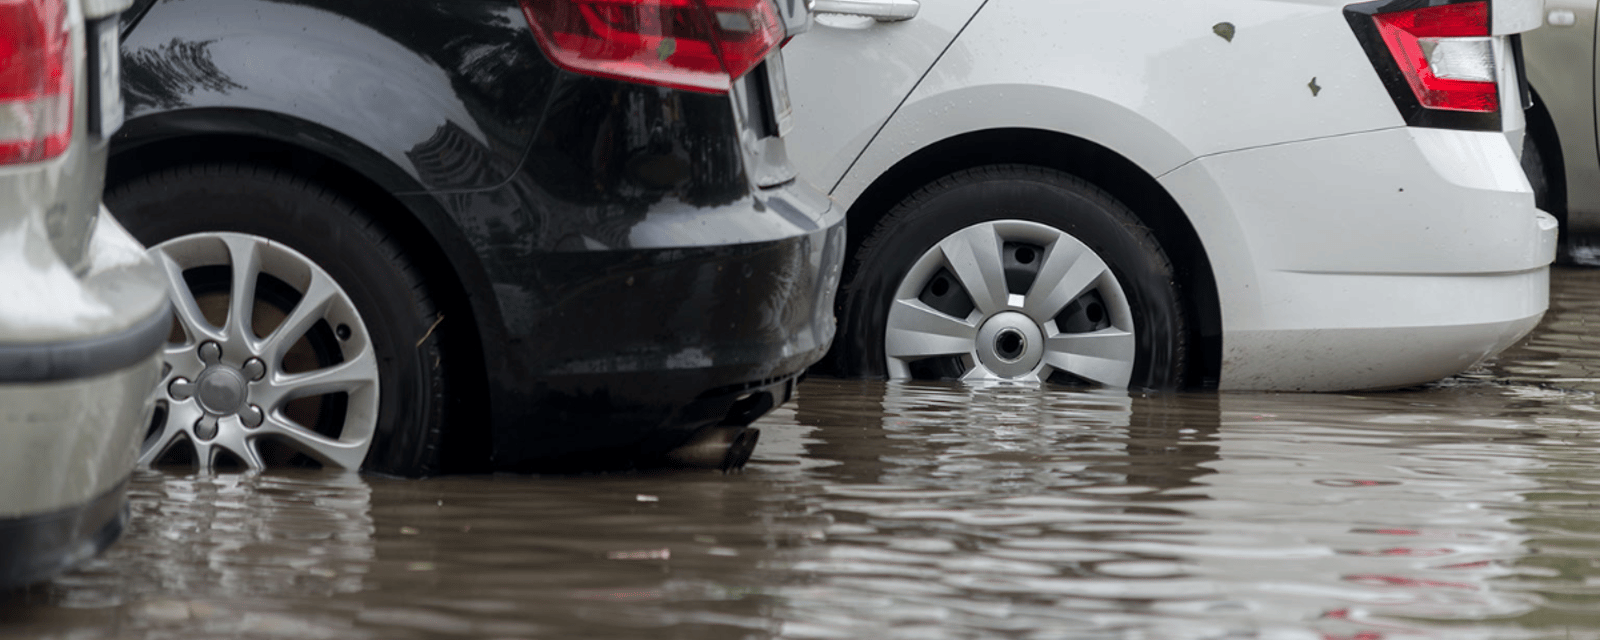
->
[1346,0,1504,131]
[0,0,71,164]
[519,0,786,95]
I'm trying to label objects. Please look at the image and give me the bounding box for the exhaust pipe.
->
[663,389,774,470]
[663,425,761,470]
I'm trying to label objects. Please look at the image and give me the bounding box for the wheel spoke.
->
[153,250,223,345]
[209,424,266,471]
[885,298,979,359]
[257,415,368,470]
[1044,328,1136,387]
[1023,242,1109,321]
[137,402,201,468]
[260,347,378,407]
[937,224,1009,315]
[261,272,339,365]
[223,235,264,346]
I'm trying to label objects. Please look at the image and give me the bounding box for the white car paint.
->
[786,0,1553,391]
[0,0,167,586]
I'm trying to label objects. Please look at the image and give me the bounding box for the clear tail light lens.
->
[1371,1,1496,113]
[519,0,786,94]
[0,0,71,164]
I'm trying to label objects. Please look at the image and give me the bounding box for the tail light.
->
[1346,0,1502,130]
[0,0,71,164]
[519,0,786,95]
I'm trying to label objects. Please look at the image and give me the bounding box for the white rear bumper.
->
[1163,126,1556,391]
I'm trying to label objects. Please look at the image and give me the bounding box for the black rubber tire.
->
[834,165,1188,390]
[105,163,448,477]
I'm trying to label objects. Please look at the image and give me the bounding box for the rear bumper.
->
[0,353,160,588]
[0,207,167,585]
[1163,126,1555,391]
[0,478,129,589]
[488,182,846,470]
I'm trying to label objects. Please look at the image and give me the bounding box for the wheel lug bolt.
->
[194,415,219,441]
[242,358,267,381]
[168,377,194,401]
[240,405,264,429]
[199,341,223,365]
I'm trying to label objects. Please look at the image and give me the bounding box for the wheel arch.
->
[837,128,1223,389]
[1523,86,1568,222]
[108,111,497,470]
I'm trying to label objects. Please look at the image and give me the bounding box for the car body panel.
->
[789,0,1550,391]
[820,0,1415,210]
[784,0,985,191]
[114,0,844,469]
[0,358,158,516]
[119,0,547,192]
[1162,127,1554,390]
[1,0,167,587]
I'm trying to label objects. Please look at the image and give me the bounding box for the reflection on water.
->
[5,269,1600,638]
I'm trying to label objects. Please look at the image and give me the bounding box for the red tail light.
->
[0,0,71,164]
[520,0,786,95]
[1371,1,1496,113]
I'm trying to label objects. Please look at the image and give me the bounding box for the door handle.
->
[811,0,918,22]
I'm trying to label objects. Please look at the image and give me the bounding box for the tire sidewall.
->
[107,167,444,475]
[837,167,1186,390]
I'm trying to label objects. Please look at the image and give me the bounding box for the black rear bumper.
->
[488,212,845,472]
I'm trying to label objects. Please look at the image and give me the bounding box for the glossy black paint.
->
[111,0,843,471]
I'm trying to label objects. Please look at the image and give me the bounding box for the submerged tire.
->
[106,164,449,476]
[835,165,1187,390]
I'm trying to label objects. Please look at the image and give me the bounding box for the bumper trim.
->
[0,305,171,383]
[0,477,129,589]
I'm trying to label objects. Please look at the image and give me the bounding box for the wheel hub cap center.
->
[196,366,249,415]
[976,311,1045,378]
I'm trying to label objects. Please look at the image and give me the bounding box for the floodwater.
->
[8,271,1600,639]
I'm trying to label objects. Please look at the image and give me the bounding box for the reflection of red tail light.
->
[1350,547,1452,557]
[1322,633,1384,640]
[1345,574,1477,590]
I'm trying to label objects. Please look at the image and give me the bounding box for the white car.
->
[787,0,1554,392]
[0,0,167,586]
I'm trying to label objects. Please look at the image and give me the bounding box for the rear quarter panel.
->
[118,0,551,192]
[834,0,1406,209]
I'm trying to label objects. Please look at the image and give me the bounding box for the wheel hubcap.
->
[195,366,248,415]
[976,311,1044,376]
[884,219,1137,386]
[142,232,380,472]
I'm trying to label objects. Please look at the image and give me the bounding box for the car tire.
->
[105,164,448,476]
[834,165,1187,390]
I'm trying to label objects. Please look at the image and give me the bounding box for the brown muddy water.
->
[8,269,1600,639]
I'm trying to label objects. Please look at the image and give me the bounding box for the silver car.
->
[1524,2,1600,260]
[0,0,168,587]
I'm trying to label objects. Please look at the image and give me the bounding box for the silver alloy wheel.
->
[885,220,1137,385]
[142,232,380,471]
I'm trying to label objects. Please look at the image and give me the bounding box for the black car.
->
[108,0,841,475]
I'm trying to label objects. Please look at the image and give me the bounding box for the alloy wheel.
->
[885,220,1137,385]
[142,232,380,471]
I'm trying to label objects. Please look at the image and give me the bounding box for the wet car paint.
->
[108,0,843,472]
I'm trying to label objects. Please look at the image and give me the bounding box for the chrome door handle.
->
[811,0,919,22]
